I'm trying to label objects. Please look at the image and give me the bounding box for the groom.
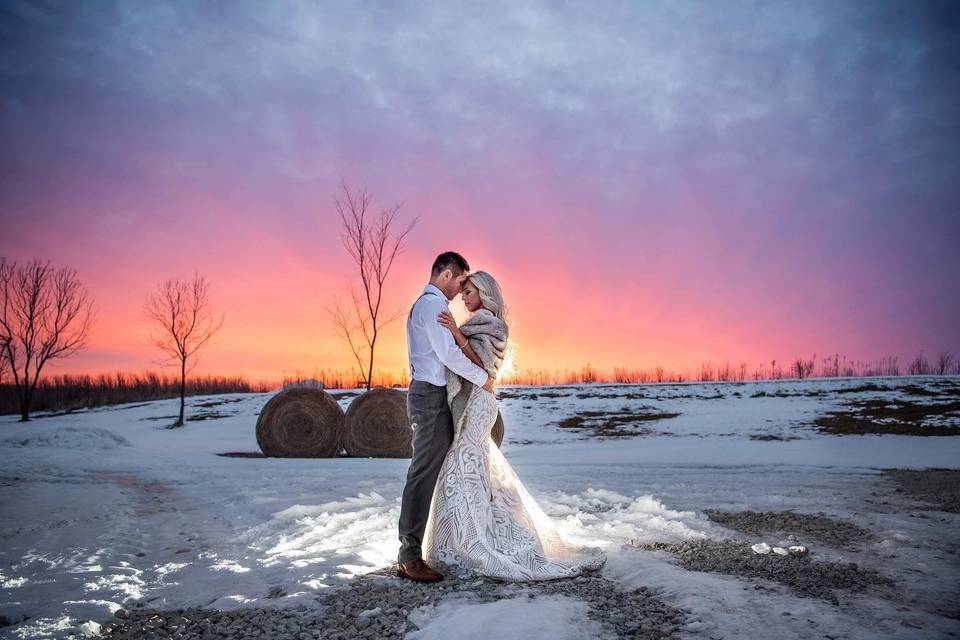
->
[397,251,496,582]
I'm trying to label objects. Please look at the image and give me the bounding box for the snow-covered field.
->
[1,376,959,639]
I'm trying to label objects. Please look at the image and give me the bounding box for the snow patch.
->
[247,491,399,576]
[537,487,711,546]
[0,426,131,450]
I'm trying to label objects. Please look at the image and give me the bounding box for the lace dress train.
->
[422,384,606,581]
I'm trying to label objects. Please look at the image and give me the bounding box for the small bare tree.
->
[327,180,417,390]
[0,334,9,385]
[698,361,715,382]
[881,355,900,376]
[822,353,841,378]
[791,354,816,379]
[770,359,783,380]
[142,272,224,427]
[717,360,733,381]
[908,351,932,375]
[936,350,955,375]
[0,257,97,421]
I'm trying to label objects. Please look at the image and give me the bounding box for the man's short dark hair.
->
[431,251,470,278]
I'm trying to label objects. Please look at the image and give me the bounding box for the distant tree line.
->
[0,371,266,416]
[498,350,960,385]
[2,350,957,416]
[0,367,415,416]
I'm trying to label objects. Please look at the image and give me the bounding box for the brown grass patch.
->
[557,408,680,437]
[814,398,960,436]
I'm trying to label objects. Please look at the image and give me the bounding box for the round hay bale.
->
[344,387,411,457]
[491,410,505,448]
[255,387,345,457]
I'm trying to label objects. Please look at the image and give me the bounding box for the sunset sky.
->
[1,1,958,384]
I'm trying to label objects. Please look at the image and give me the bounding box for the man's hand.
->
[482,376,496,394]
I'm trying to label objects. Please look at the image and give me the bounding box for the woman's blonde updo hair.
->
[467,270,508,326]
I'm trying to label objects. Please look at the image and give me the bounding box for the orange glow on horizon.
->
[25,246,947,387]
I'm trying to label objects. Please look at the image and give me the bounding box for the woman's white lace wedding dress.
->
[422,378,606,581]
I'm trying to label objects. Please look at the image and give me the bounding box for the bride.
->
[421,270,606,581]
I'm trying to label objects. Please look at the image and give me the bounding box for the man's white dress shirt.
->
[407,283,489,388]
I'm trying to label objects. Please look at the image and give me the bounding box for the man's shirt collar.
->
[423,283,446,299]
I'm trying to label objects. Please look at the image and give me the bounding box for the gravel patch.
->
[634,539,896,605]
[99,564,689,639]
[524,572,688,638]
[881,467,960,514]
[702,509,875,549]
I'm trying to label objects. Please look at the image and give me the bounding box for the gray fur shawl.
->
[444,308,508,442]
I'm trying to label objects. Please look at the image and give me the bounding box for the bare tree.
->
[327,180,417,390]
[936,350,955,376]
[908,351,932,375]
[822,353,841,378]
[717,361,733,382]
[0,257,97,421]
[142,272,224,427]
[881,355,900,376]
[0,334,9,385]
[763,359,782,380]
[791,354,816,379]
[697,361,715,382]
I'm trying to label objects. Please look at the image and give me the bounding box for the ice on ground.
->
[406,593,605,639]
[0,426,131,450]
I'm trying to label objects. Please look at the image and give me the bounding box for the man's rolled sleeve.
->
[422,300,489,388]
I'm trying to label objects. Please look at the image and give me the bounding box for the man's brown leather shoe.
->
[397,559,444,583]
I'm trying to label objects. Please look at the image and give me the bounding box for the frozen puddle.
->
[406,593,605,639]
